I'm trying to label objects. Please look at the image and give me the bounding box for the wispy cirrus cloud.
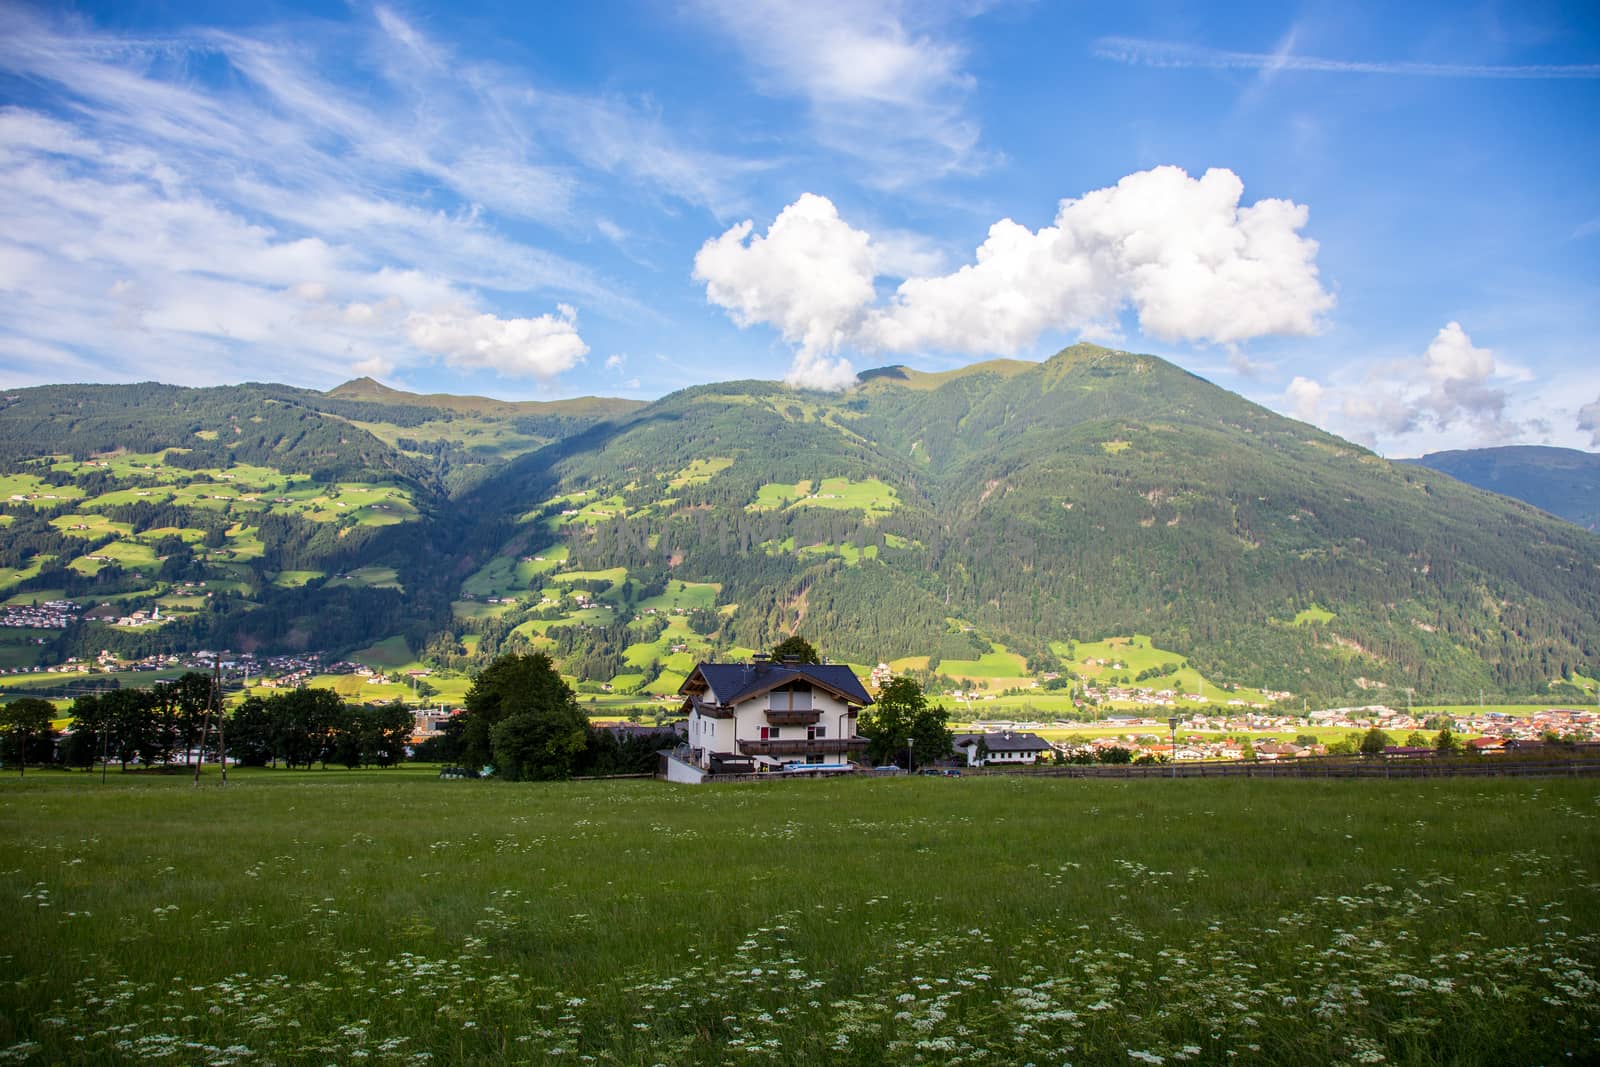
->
[0,4,758,389]
[691,0,991,187]
[1093,36,1600,79]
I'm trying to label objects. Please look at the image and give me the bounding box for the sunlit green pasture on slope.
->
[1,772,1595,1065]
[748,477,899,519]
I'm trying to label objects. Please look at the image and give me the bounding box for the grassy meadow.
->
[2,771,1597,1065]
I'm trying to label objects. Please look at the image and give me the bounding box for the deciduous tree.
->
[1360,727,1393,756]
[858,675,952,768]
[2,698,56,774]
[463,652,588,779]
[769,635,821,664]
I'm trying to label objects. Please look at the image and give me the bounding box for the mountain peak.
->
[856,358,1038,391]
[327,377,405,401]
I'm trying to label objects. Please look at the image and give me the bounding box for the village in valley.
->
[6,608,1594,770]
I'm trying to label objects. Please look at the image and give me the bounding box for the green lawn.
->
[0,472,84,506]
[3,588,65,608]
[1051,635,1277,705]
[635,580,720,613]
[48,514,134,539]
[347,635,414,669]
[551,567,628,587]
[938,647,1030,682]
[271,569,325,588]
[328,566,403,591]
[748,477,900,519]
[0,772,1595,1065]
[0,630,52,670]
[1418,703,1595,716]
[0,555,55,593]
[667,457,734,487]
[67,538,159,575]
[1290,604,1336,626]
[794,540,879,564]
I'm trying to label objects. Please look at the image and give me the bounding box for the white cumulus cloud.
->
[695,168,1332,388]
[1417,321,1505,428]
[1280,322,1528,451]
[872,167,1331,353]
[405,304,589,380]
[1285,375,1325,422]
[693,193,875,389]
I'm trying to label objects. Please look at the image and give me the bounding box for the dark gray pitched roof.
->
[683,661,873,707]
[952,731,1053,752]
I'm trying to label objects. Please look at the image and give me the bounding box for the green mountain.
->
[1405,446,1600,531]
[0,380,626,665]
[460,345,1600,702]
[3,348,1597,705]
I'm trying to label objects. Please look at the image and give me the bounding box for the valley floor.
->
[2,769,1597,1064]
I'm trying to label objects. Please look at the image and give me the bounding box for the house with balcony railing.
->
[678,654,872,774]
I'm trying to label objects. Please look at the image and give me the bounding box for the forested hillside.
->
[458,345,1600,703]
[3,350,1597,706]
[0,381,631,664]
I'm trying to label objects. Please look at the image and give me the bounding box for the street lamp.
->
[905,737,913,774]
[1168,716,1180,779]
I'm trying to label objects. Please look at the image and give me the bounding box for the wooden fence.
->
[963,756,1600,780]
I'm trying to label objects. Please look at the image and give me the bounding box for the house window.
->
[770,682,813,712]
[760,726,782,740]
[807,725,826,740]
[806,753,823,764]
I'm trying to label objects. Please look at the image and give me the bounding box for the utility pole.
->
[215,658,227,787]
[194,658,211,787]
[192,658,227,787]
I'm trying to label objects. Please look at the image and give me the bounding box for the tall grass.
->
[2,769,1596,1064]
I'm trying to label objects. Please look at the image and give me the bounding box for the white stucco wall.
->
[732,690,856,766]
[687,708,738,767]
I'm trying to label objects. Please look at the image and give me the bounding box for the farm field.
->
[954,722,1385,746]
[1053,635,1279,706]
[748,476,899,518]
[2,772,1596,1065]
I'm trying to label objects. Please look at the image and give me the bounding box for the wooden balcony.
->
[739,737,869,757]
[686,697,734,719]
[763,707,821,725]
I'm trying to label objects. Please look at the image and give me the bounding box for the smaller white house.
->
[953,730,1053,767]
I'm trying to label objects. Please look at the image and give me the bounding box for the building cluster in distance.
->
[0,599,80,630]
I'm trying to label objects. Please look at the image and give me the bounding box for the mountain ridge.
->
[326,377,646,420]
[2,347,1596,703]
[1405,445,1599,530]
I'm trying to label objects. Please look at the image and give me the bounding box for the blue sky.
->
[0,0,1596,456]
